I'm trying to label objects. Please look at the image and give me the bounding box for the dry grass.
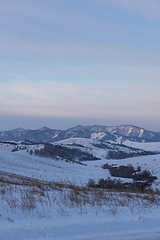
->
[0,170,160,217]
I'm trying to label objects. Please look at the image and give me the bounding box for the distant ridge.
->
[0,125,160,143]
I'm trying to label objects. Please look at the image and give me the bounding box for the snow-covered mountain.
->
[106,125,154,139]
[0,125,160,143]
[0,124,160,143]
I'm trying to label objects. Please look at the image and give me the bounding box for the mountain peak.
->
[67,125,83,131]
[10,127,27,132]
[38,126,51,131]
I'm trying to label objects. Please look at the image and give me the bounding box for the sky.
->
[0,0,160,131]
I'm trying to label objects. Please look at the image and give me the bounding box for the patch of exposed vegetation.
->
[101,163,157,193]
[92,143,113,149]
[34,144,100,161]
[106,150,155,159]
[102,163,157,181]
[87,177,155,193]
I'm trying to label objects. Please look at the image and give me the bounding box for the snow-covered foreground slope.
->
[1,207,160,240]
[1,145,160,239]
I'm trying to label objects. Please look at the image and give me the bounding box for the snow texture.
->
[0,142,160,240]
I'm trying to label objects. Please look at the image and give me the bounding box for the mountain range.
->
[0,125,160,143]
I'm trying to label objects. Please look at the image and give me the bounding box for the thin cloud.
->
[1,80,160,119]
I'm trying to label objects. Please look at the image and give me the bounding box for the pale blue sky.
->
[0,0,160,131]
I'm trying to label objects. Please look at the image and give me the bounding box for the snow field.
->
[1,142,160,239]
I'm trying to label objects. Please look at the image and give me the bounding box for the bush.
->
[109,165,135,178]
[98,178,123,190]
[87,177,151,192]
[102,164,156,183]
[30,150,33,155]
[133,170,157,182]
[87,179,96,187]
[11,147,18,152]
